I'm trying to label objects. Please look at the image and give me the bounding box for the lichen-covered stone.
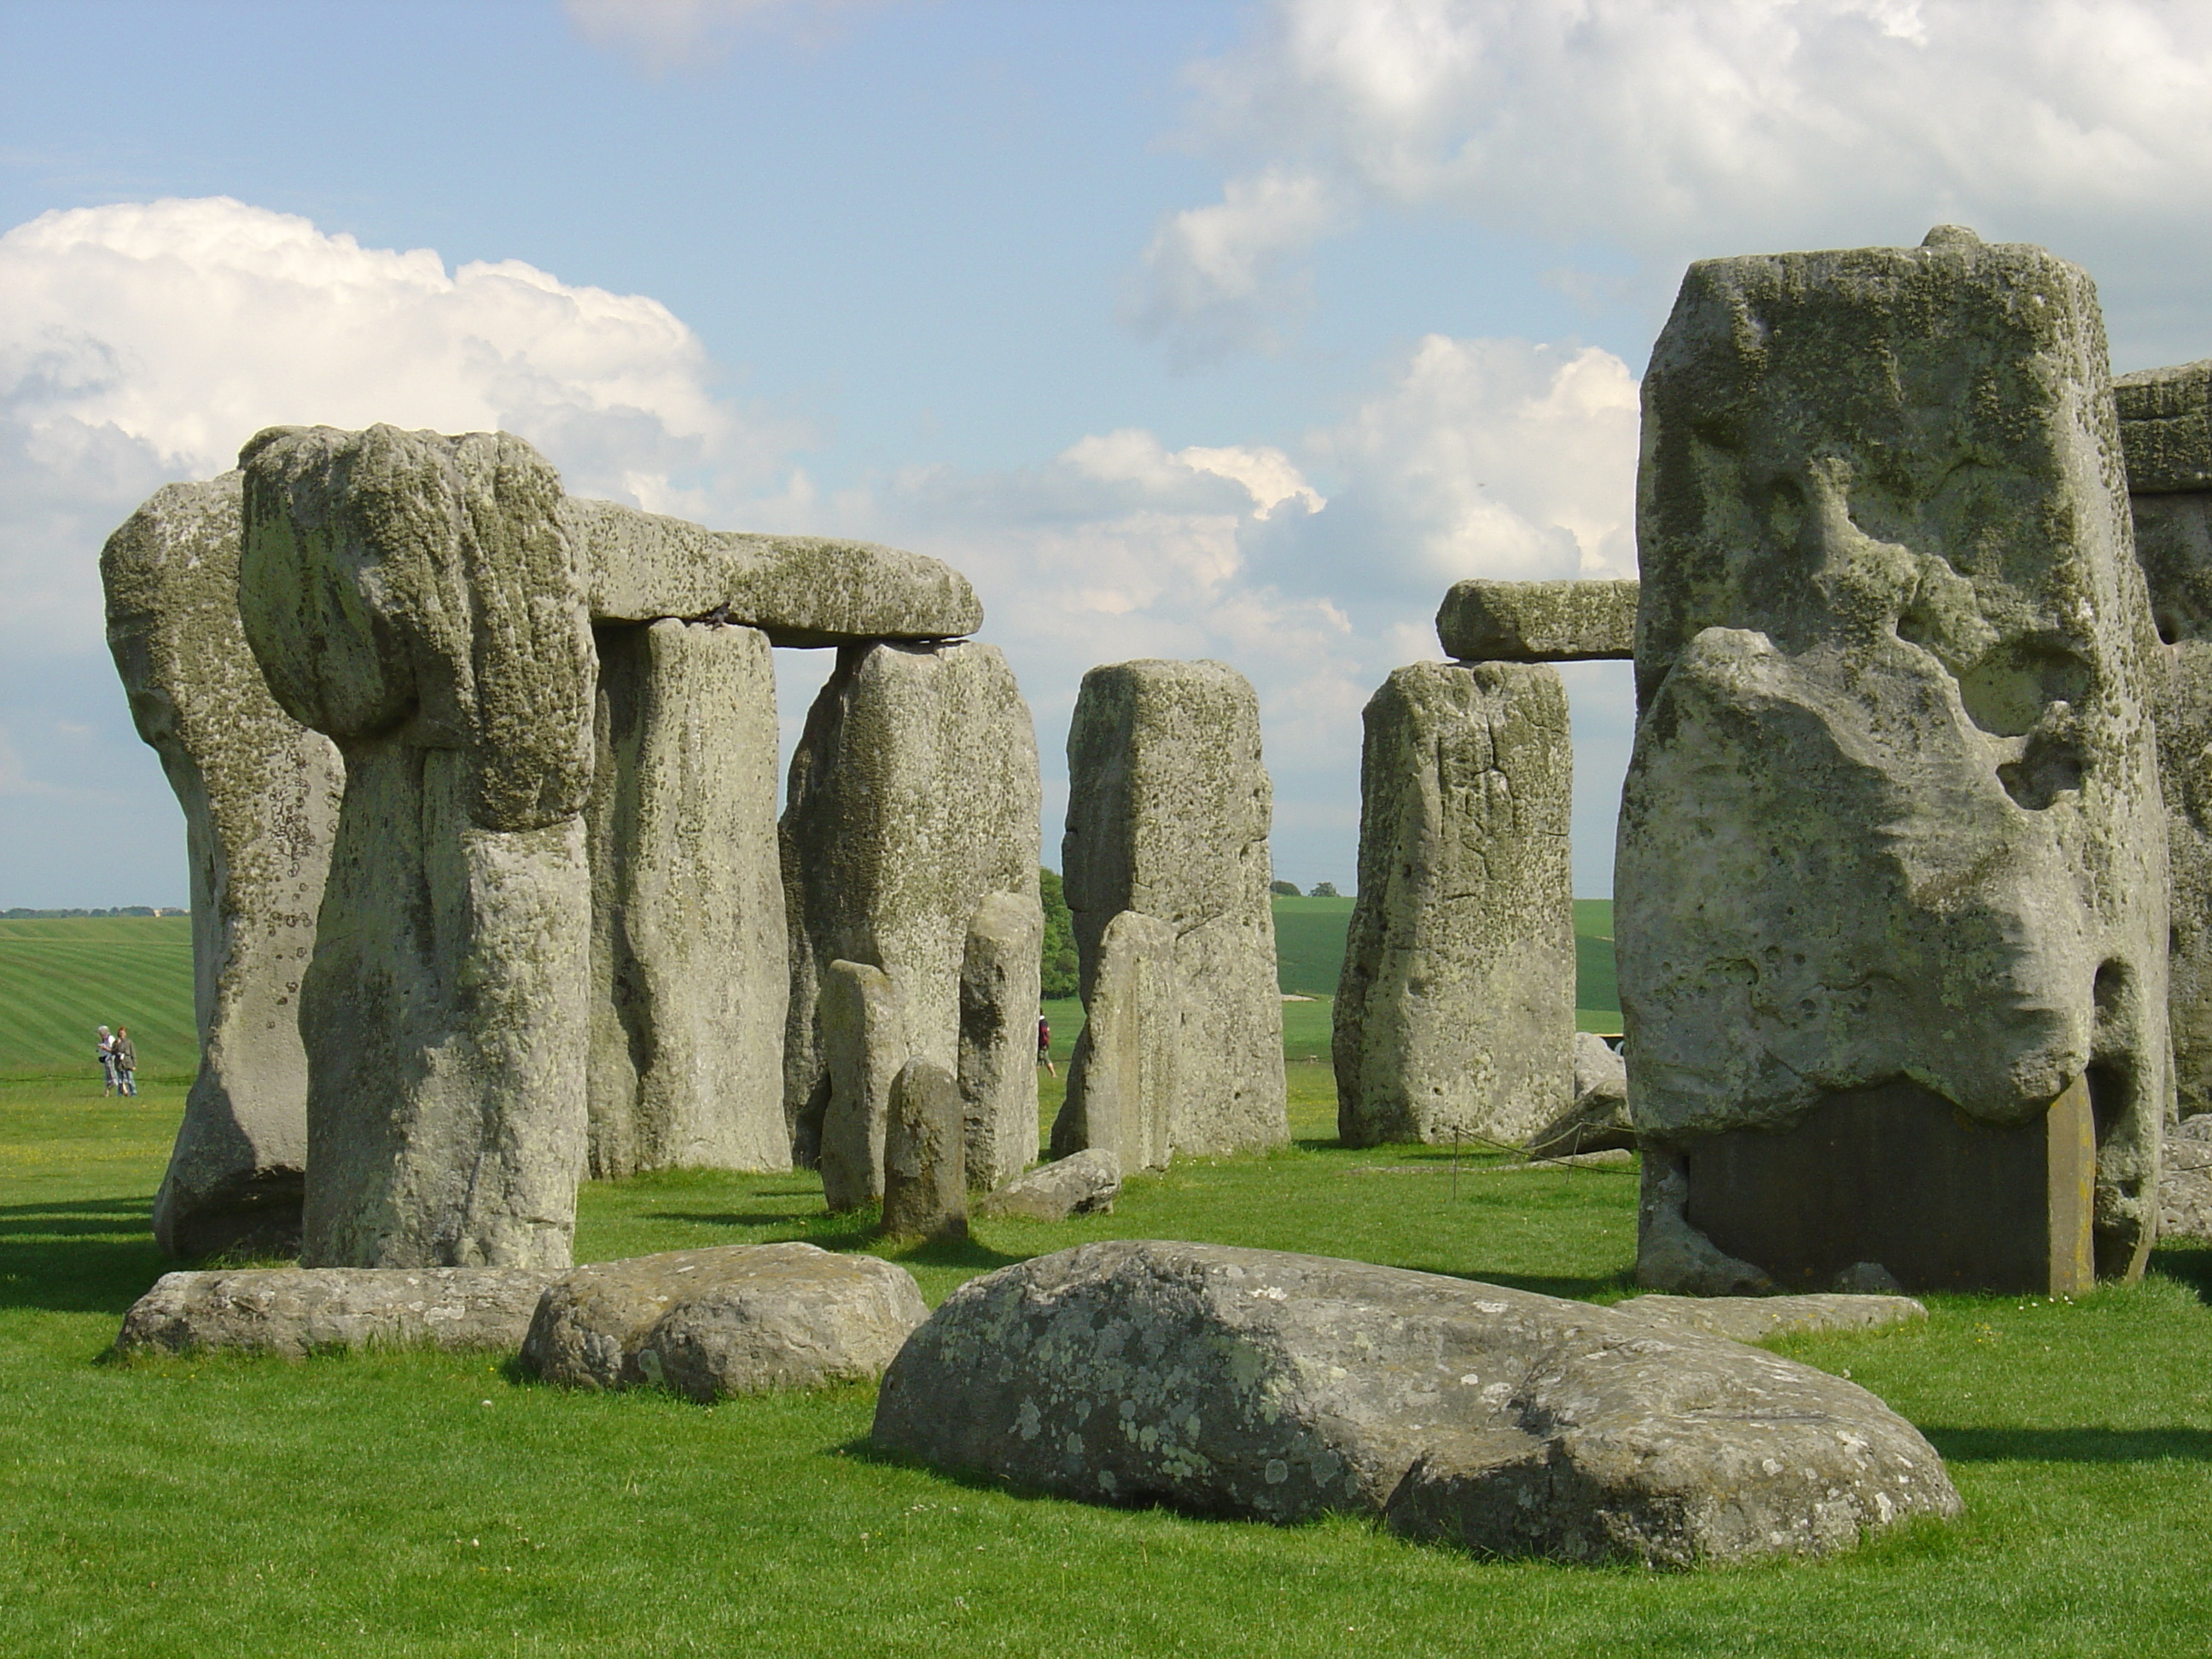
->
[1062,661,1285,1155]
[873,1241,1959,1566]
[1525,1033,1635,1160]
[102,474,342,1258]
[521,1243,926,1400]
[240,425,596,1270]
[975,1149,1122,1221]
[564,497,981,642]
[818,960,907,1213]
[1335,661,1574,1147]
[782,642,1040,1161]
[1435,579,1639,662]
[115,1266,552,1359]
[882,1058,968,1240]
[586,620,789,1177]
[957,890,1045,1191]
[2114,360,2212,495]
[1611,1292,1927,1343]
[1621,230,2168,1292]
[2158,1124,2212,1240]
[1051,910,1177,1170]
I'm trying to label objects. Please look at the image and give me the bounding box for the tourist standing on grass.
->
[112,1027,137,1097]
[1037,1014,1056,1079]
[96,1026,118,1095]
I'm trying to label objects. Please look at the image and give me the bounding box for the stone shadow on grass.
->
[2147,1244,2212,1304]
[0,1195,167,1316]
[1924,1426,2212,1464]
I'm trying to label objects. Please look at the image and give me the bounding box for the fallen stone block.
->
[1435,579,1638,662]
[872,1240,1959,1567]
[114,1266,553,1359]
[1524,1032,1634,1160]
[1611,1292,1928,1343]
[521,1243,927,1400]
[975,1150,1122,1221]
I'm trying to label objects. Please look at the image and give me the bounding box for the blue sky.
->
[7,0,2212,906]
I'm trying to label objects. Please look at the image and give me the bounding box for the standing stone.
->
[818,960,908,1213]
[586,619,789,1178]
[2115,362,2212,1121]
[1051,909,1177,1171]
[882,1057,968,1240]
[957,889,1044,1190]
[1620,229,2168,1296]
[782,641,1041,1166]
[102,474,344,1258]
[1334,661,1574,1147]
[1062,661,1286,1155]
[239,424,597,1270]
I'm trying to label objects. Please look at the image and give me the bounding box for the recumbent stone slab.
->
[1435,579,1639,662]
[241,424,596,1270]
[1610,1292,1927,1344]
[975,1149,1122,1221]
[1062,661,1286,1156]
[102,473,343,1259]
[115,1266,553,1359]
[521,1243,927,1400]
[872,1241,1959,1567]
[1619,229,2167,1295]
[586,619,789,1178]
[1335,661,1574,1147]
[1526,1033,1635,1160]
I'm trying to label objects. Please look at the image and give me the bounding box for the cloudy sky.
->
[6,0,2212,906]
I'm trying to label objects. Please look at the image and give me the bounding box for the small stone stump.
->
[882,1058,968,1241]
[819,960,908,1213]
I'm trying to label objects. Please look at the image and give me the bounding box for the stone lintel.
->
[2115,361,2212,496]
[1435,579,1637,663]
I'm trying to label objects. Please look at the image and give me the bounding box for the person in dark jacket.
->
[111,1027,137,1097]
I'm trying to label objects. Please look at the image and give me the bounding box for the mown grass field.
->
[0,917,195,1080]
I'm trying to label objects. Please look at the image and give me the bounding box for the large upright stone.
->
[1334,661,1574,1147]
[586,619,789,1177]
[1621,230,2168,1295]
[1435,579,1639,662]
[782,642,1042,1167]
[818,960,908,1213]
[957,889,1044,1190]
[882,1057,968,1240]
[102,474,344,1258]
[1062,661,1286,1155]
[1051,908,1178,1171]
[2115,362,2212,1121]
[240,424,597,1270]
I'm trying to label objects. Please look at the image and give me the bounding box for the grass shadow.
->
[2147,1243,2212,1304]
[879,1232,1028,1272]
[1924,1426,2212,1463]
[0,1196,167,1316]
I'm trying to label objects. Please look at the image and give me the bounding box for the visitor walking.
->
[112,1027,137,1097]
[96,1025,118,1095]
[1037,1013,1056,1079]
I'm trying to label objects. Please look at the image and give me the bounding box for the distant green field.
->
[0,916,195,1080]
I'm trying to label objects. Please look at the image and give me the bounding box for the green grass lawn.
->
[0,916,196,1081]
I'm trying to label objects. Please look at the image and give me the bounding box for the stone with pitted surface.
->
[1435,579,1639,663]
[958,889,1045,1190]
[1621,230,2166,1295]
[2158,1126,2212,1241]
[818,961,909,1213]
[114,1266,553,1359]
[882,1058,968,1241]
[2115,361,2212,496]
[521,1243,926,1400]
[102,473,343,1259]
[975,1150,1122,1221]
[1052,910,1177,1171]
[872,1241,1958,1566]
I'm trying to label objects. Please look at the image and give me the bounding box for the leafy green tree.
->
[1268,879,1300,897]
[1039,867,1080,999]
[1307,882,1340,899]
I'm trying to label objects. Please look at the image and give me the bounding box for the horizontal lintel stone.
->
[1435,579,1637,662]
[2115,361,2212,496]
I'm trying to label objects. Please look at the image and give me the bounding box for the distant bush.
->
[1268,880,1300,897]
[1039,868,1080,1000]
[1307,882,1340,899]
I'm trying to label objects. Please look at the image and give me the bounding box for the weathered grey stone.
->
[882,1058,968,1240]
[586,620,789,1178]
[1435,579,1639,662]
[240,424,596,1270]
[114,1266,552,1359]
[2114,360,2212,495]
[873,1241,1959,1566]
[1526,1033,1636,1159]
[1335,661,1574,1147]
[818,961,908,1213]
[2157,1134,2212,1241]
[783,642,1041,1169]
[975,1149,1122,1220]
[1620,230,2168,1295]
[1832,1261,1909,1295]
[521,1243,927,1400]
[1062,661,1285,1155]
[564,497,982,641]
[1612,1292,1927,1343]
[102,474,343,1259]
[958,889,1045,1190]
[1051,910,1177,1170]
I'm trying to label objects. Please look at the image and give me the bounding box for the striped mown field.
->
[0,917,195,1080]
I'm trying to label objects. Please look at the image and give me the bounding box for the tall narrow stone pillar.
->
[958,889,1045,1190]
[782,641,1042,1179]
[102,474,343,1257]
[1051,908,1177,1171]
[240,424,597,1270]
[587,619,789,1177]
[1620,229,2167,1296]
[1334,661,1574,1147]
[1062,660,1285,1156]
